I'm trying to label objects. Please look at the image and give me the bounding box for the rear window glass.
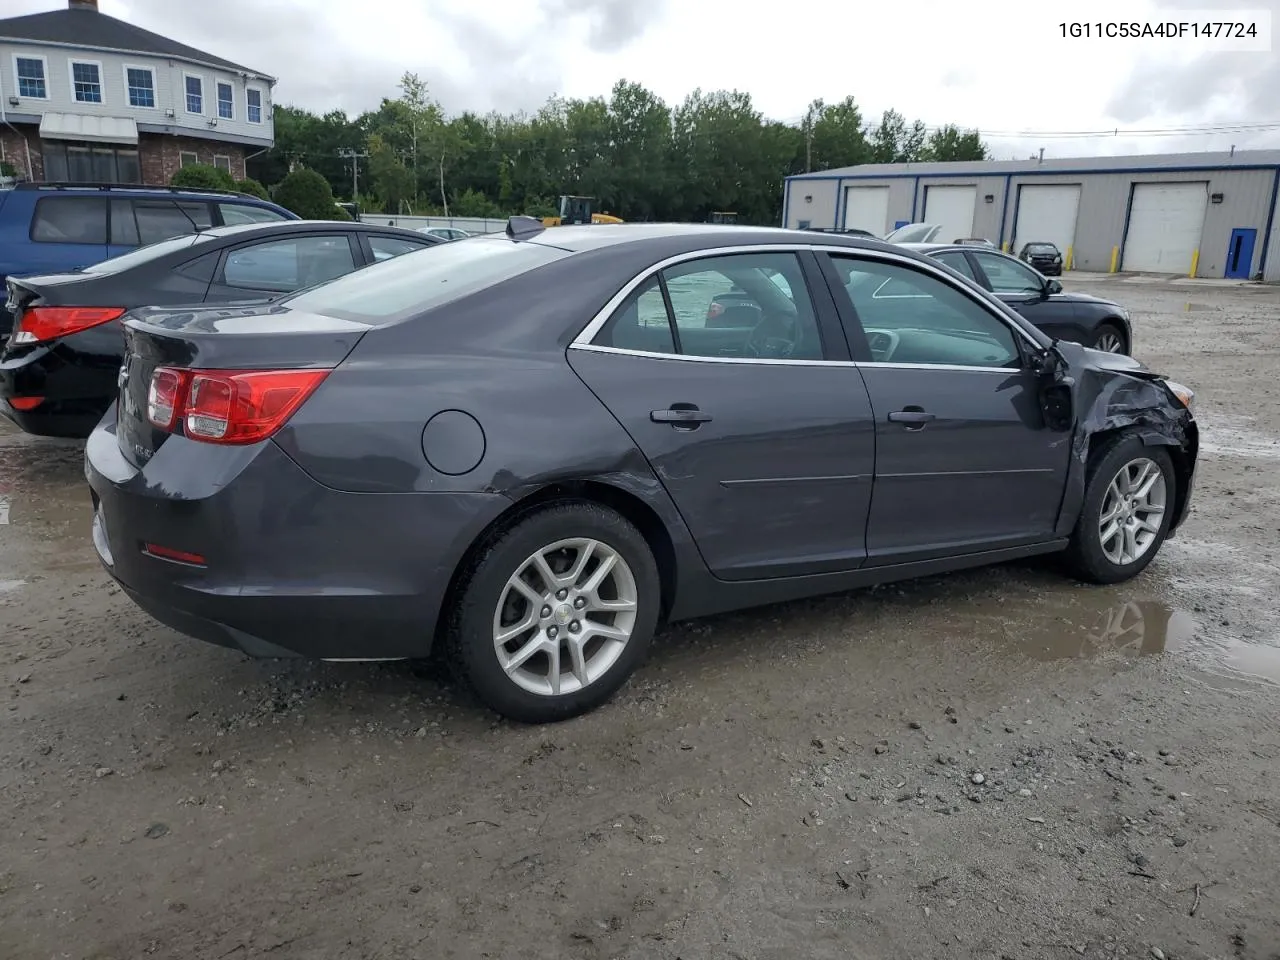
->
[284,237,568,324]
[81,233,213,274]
[30,196,108,244]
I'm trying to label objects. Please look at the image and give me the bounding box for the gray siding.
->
[0,41,274,146]
[783,152,1280,279]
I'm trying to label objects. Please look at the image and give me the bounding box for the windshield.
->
[284,236,569,325]
[80,233,213,274]
[883,223,939,243]
[1026,243,1058,253]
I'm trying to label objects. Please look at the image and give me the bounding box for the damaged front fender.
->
[1047,342,1198,540]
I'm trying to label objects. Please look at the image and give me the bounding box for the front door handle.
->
[888,407,935,429]
[651,405,713,428]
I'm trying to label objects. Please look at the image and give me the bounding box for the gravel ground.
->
[2,276,1279,960]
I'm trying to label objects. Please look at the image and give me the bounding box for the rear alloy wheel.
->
[1091,323,1126,354]
[1063,435,1175,584]
[448,503,660,723]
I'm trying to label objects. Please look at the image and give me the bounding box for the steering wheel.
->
[745,311,801,359]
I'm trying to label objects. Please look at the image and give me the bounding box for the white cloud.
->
[4,0,1277,156]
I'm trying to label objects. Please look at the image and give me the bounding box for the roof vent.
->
[69,0,99,9]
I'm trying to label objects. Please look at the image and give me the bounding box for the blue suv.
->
[1,182,297,338]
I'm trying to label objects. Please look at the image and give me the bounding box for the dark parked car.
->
[2,220,441,438]
[85,221,1197,723]
[1019,241,1064,275]
[0,181,298,337]
[901,243,1132,354]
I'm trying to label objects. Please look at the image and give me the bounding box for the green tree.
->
[273,168,341,219]
[921,125,989,161]
[802,96,870,172]
[366,133,415,214]
[170,162,236,192]
[234,177,270,199]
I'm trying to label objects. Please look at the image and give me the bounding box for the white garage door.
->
[1123,182,1209,273]
[842,186,889,235]
[923,185,977,243]
[1013,184,1081,258]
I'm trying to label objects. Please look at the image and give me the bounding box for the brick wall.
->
[0,126,43,180]
[139,135,247,185]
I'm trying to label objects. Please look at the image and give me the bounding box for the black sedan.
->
[1020,241,1065,275]
[901,243,1132,354]
[2,220,442,438]
[85,221,1198,723]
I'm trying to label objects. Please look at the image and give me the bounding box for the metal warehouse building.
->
[782,150,1280,281]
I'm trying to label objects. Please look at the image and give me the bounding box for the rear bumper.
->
[85,409,512,659]
[1,340,115,438]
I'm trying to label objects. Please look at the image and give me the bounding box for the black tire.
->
[1062,434,1176,585]
[446,502,661,723]
[1090,322,1127,354]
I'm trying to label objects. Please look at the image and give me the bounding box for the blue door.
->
[1225,228,1257,279]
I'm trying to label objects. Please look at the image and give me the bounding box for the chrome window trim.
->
[570,342,1021,375]
[568,242,1047,361]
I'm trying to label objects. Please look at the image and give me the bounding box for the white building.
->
[0,0,276,184]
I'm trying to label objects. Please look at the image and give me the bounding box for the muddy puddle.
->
[1003,593,1280,685]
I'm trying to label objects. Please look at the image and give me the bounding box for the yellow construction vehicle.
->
[542,195,623,227]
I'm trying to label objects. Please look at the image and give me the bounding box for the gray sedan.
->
[85,221,1199,723]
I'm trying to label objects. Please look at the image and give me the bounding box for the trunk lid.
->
[117,303,371,468]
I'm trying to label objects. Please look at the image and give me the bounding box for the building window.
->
[179,151,199,167]
[184,74,203,114]
[216,82,234,120]
[70,60,103,103]
[14,55,48,99]
[246,88,263,124]
[213,155,232,173]
[125,66,155,108]
[41,141,141,184]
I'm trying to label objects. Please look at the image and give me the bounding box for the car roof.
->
[521,222,902,255]
[200,220,439,241]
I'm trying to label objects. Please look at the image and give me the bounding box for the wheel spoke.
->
[546,642,562,696]
[1099,519,1120,546]
[581,552,618,594]
[565,540,598,586]
[583,621,630,643]
[1100,502,1122,525]
[504,633,547,674]
[495,612,538,645]
[1122,525,1139,563]
[508,576,543,607]
[566,635,590,687]
[531,552,561,592]
[588,595,637,614]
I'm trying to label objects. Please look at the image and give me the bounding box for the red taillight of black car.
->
[146,366,332,444]
[11,306,127,345]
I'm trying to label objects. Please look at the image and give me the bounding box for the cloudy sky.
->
[7,0,1279,158]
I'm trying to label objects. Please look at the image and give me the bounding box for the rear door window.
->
[30,196,108,244]
[220,235,359,294]
[133,200,214,245]
[367,234,432,261]
[931,250,980,283]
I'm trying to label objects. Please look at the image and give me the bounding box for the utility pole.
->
[337,148,368,200]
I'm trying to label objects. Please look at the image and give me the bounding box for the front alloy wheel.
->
[1097,458,1166,565]
[1063,434,1175,584]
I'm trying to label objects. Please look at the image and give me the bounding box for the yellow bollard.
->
[1001,240,1009,252]
[1109,246,1119,273]
[1189,249,1199,278]
[1065,245,1074,271]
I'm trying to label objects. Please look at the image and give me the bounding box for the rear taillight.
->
[146,366,331,444]
[12,306,126,344]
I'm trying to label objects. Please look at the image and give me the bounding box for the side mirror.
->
[1045,278,1063,295]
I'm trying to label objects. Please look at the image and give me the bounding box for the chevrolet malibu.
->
[85,221,1199,723]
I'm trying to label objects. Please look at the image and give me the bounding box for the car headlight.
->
[1164,380,1195,414]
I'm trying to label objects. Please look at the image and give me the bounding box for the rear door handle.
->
[888,408,935,428]
[651,406,713,427]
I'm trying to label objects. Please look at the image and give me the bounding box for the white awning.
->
[38,113,139,145]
